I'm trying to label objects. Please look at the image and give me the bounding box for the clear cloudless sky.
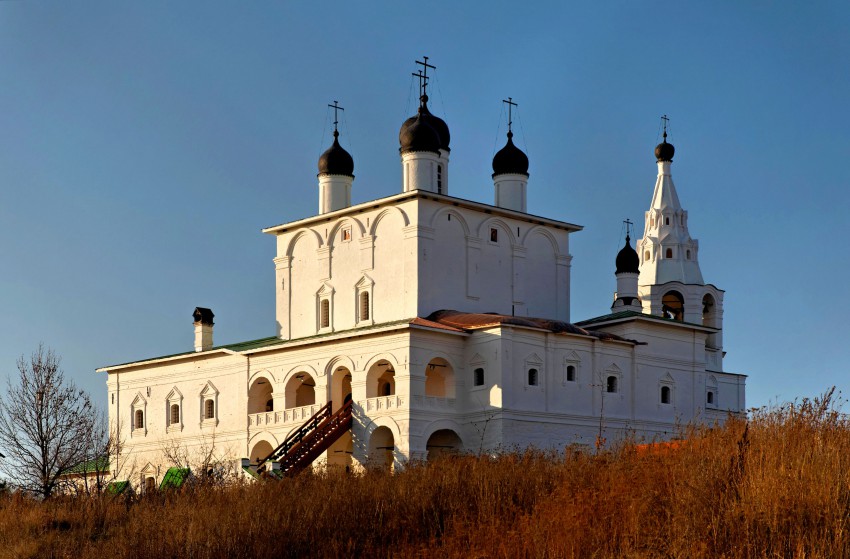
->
[0,1,848,411]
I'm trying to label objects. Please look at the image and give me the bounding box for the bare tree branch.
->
[0,345,97,498]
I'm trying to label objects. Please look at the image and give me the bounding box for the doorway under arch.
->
[368,426,395,470]
[250,440,274,466]
[330,367,353,412]
[426,429,463,461]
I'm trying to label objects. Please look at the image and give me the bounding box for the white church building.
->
[98,64,746,486]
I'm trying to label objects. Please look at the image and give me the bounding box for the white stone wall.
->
[272,195,574,342]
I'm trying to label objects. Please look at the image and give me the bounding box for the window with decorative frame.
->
[199,381,219,427]
[355,275,374,326]
[316,282,335,332]
[563,351,581,385]
[130,393,147,437]
[524,354,543,389]
[659,374,675,407]
[165,387,183,433]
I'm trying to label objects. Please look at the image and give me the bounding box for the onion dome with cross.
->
[492,97,529,177]
[615,234,640,274]
[654,115,675,162]
[318,101,354,177]
[399,57,448,154]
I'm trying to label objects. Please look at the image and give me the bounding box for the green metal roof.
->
[62,456,109,475]
[576,310,716,330]
[159,467,190,490]
[99,319,416,371]
[106,480,130,495]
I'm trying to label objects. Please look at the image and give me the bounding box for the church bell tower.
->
[636,117,725,363]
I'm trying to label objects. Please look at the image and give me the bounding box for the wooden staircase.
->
[256,399,353,477]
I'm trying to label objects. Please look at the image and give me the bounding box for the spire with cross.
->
[661,114,669,142]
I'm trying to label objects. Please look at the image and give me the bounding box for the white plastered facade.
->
[99,124,746,486]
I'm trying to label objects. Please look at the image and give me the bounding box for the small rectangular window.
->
[342,228,351,242]
[566,365,576,382]
[490,228,498,243]
[528,368,539,386]
[474,368,484,386]
[320,299,330,328]
[359,292,369,321]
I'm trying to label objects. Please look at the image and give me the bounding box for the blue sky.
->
[0,1,847,410]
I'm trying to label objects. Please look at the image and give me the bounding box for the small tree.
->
[0,345,97,498]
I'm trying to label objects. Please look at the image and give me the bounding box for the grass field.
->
[2,391,848,558]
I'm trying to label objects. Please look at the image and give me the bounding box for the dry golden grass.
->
[2,391,849,559]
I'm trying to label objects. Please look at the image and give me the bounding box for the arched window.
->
[528,368,539,386]
[606,376,618,393]
[686,249,691,260]
[320,299,330,328]
[473,368,485,387]
[135,409,144,430]
[665,217,670,225]
[145,477,156,493]
[380,382,392,397]
[644,250,650,262]
[662,291,685,321]
[651,217,655,227]
[566,365,576,382]
[360,292,370,321]
[437,164,443,194]
[707,391,714,405]
[665,248,673,259]
[661,386,671,404]
[169,404,180,425]
[265,398,274,412]
[204,399,215,420]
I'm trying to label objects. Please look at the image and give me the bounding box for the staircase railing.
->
[256,400,352,476]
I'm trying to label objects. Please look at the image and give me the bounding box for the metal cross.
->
[661,114,669,140]
[623,218,634,239]
[328,101,344,132]
[415,56,436,97]
[503,97,518,132]
[411,70,429,98]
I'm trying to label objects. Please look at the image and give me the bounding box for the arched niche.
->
[366,360,396,398]
[285,372,316,409]
[248,376,274,414]
[425,357,456,398]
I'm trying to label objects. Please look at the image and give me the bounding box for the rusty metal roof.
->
[426,310,631,342]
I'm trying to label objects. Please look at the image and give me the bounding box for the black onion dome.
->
[399,106,441,154]
[317,131,354,177]
[615,235,640,274]
[400,96,450,152]
[492,131,529,177]
[654,139,675,162]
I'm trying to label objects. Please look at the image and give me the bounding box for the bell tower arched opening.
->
[661,290,684,322]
